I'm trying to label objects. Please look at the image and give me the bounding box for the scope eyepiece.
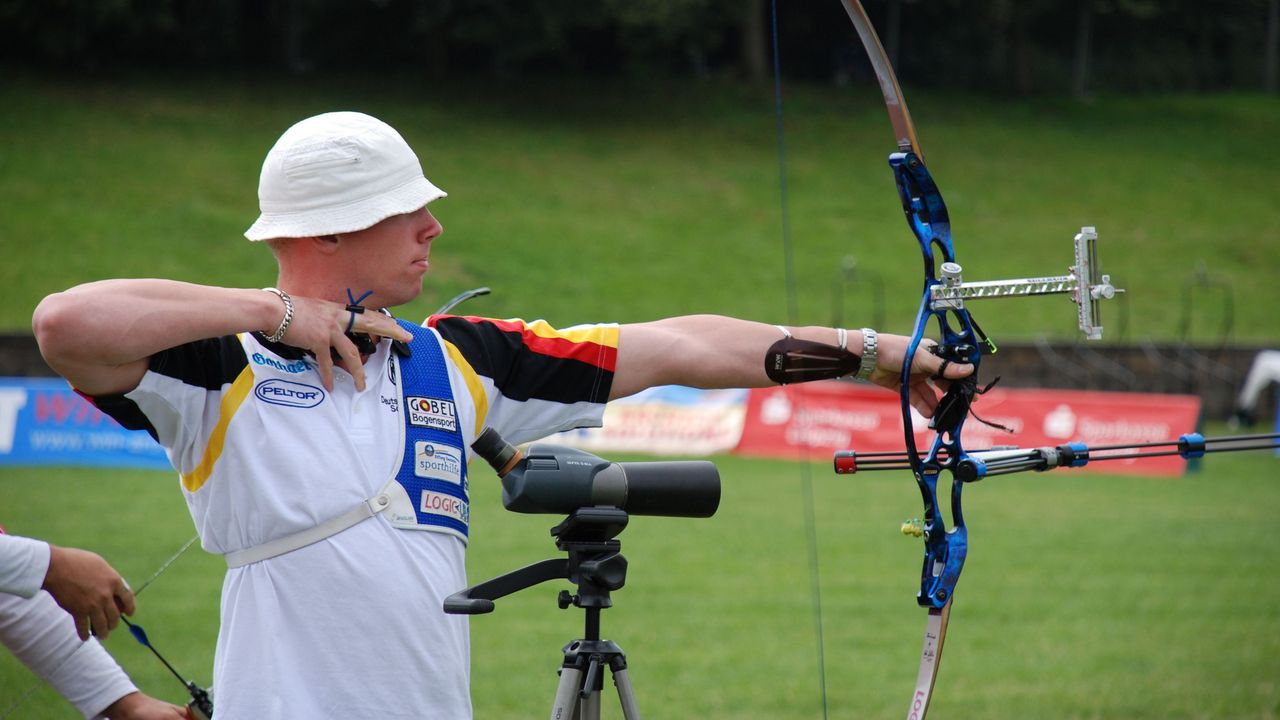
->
[473,427,523,477]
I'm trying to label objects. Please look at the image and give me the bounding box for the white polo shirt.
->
[92,317,618,719]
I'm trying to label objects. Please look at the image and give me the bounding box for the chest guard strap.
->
[378,320,470,540]
[225,494,392,568]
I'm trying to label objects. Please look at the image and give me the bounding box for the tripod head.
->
[442,506,630,616]
[552,507,629,611]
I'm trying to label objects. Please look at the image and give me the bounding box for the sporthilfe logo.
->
[415,442,462,484]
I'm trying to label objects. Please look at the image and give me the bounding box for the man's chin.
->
[382,283,425,310]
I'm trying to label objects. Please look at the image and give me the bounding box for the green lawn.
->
[0,73,1277,342]
[2,447,1278,718]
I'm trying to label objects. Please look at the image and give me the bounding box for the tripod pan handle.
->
[443,596,496,615]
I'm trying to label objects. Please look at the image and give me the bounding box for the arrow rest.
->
[928,344,1011,438]
[186,686,214,720]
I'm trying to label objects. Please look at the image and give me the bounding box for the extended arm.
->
[612,314,971,417]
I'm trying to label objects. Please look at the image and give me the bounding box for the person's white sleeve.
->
[0,534,51,598]
[0,591,137,719]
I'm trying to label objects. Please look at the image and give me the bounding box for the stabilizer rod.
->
[834,433,1280,477]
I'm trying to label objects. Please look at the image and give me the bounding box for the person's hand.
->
[865,333,974,418]
[103,691,192,719]
[279,294,414,392]
[41,545,135,641]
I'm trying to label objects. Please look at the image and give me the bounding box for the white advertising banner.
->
[549,385,748,456]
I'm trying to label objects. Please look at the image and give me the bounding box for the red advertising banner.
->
[735,381,1202,476]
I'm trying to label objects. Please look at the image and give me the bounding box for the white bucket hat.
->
[244,111,446,241]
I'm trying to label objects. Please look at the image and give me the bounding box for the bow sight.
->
[928,227,1120,341]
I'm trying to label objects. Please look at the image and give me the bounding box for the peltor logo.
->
[254,379,326,408]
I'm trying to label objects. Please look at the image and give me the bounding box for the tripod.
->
[444,507,641,719]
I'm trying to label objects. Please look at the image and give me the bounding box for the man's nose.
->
[421,212,443,242]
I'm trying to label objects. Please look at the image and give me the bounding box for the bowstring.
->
[770,1,829,716]
[132,534,199,596]
[0,534,200,719]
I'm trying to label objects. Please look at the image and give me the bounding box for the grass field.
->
[2,446,1279,718]
[0,72,1277,341]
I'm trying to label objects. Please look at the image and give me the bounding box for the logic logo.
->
[420,490,469,525]
[254,379,326,408]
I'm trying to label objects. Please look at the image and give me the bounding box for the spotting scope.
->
[471,428,720,518]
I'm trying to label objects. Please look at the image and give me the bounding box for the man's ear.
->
[310,234,342,254]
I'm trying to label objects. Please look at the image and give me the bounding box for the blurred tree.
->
[1072,0,1094,99]
[0,0,1275,95]
[1268,0,1279,92]
[742,0,767,83]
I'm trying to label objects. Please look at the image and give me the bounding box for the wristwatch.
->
[853,328,878,381]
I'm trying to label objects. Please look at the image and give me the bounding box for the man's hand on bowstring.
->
[865,334,974,419]
[278,295,414,392]
[41,545,136,642]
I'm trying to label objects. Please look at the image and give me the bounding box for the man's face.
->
[338,206,443,308]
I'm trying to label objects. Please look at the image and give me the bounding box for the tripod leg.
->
[576,655,603,720]
[611,666,642,720]
[551,667,583,720]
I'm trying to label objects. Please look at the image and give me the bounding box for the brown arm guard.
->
[764,337,862,384]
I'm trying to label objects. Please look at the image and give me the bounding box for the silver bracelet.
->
[837,327,848,351]
[262,287,294,343]
[853,328,878,380]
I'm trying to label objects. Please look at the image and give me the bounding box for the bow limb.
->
[838,0,924,160]
[908,605,951,719]
[837,3,974,718]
